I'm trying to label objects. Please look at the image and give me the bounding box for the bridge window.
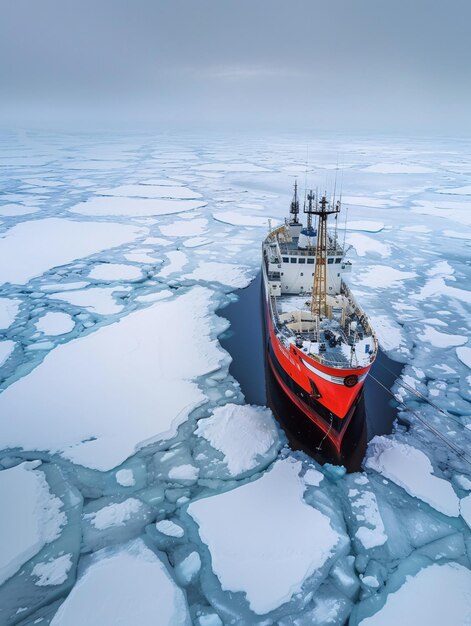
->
[335,258,341,264]
[328,258,334,264]
[307,258,314,264]
[290,258,297,263]
[282,257,289,263]
[299,258,305,264]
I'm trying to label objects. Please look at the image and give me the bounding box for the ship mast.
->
[311,195,340,319]
[289,180,300,224]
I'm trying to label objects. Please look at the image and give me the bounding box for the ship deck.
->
[272,294,375,369]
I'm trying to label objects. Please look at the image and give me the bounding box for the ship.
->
[262,181,378,452]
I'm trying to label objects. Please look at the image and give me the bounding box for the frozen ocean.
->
[0,131,470,625]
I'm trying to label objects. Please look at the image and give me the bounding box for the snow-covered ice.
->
[35,312,75,336]
[0,462,66,585]
[363,163,434,174]
[0,297,20,329]
[96,183,202,199]
[70,196,205,217]
[188,459,344,615]
[0,218,145,285]
[184,261,251,288]
[88,263,143,281]
[115,469,136,487]
[160,217,208,237]
[84,498,143,530]
[195,404,280,476]
[357,563,471,625]
[213,210,272,227]
[0,340,15,366]
[50,540,190,625]
[366,437,460,517]
[0,287,227,470]
[32,554,73,586]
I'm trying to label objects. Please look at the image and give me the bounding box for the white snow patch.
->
[195,404,279,475]
[32,554,73,586]
[188,459,341,614]
[168,464,200,481]
[156,519,184,538]
[0,462,66,585]
[350,487,387,549]
[359,563,471,626]
[366,436,460,517]
[115,469,136,487]
[0,218,144,285]
[303,468,324,487]
[50,539,190,626]
[85,498,142,530]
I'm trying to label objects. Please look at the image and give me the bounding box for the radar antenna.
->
[289,179,300,224]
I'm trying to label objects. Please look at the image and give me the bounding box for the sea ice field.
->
[0,132,470,625]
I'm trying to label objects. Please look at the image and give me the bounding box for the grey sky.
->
[1,0,470,133]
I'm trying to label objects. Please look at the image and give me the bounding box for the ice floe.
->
[96,184,202,199]
[0,462,66,585]
[32,554,73,586]
[50,540,191,625]
[184,261,251,288]
[356,266,417,288]
[0,297,20,329]
[456,346,471,369]
[213,210,272,227]
[0,218,145,285]
[0,287,227,469]
[347,233,391,257]
[70,196,205,217]
[355,563,471,625]
[0,340,15,366]
[188,458,345,615]
[195,404,280,476]
[88,263,143,281]
[35,312,75,336]
[366,437,460,517]
[160,217,208,237]
[363,163,434,174]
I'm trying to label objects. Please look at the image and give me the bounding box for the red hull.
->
[263,280,374,451]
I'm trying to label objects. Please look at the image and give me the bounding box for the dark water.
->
[218,273,402,471]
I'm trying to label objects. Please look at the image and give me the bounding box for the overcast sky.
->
[1,0,470,133]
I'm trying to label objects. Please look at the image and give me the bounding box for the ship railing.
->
[340,282,378,353]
